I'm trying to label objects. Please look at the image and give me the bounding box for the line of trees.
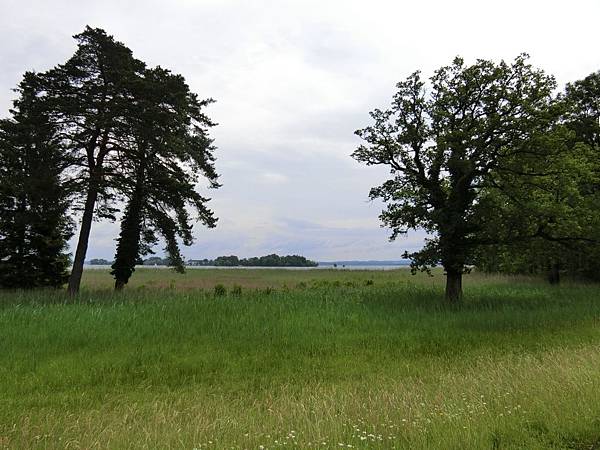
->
[89,254,318,267]
[188,254,318,267]
[0,27,219,293]
[354,55,600,302]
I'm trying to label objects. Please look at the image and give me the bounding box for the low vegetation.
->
[1,269,599,449]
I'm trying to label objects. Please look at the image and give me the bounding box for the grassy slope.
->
[1,269,599,449]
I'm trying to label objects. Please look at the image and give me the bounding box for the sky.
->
[1,0,599,261]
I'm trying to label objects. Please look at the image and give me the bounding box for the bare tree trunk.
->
[445,270,462,303]
[67,178,99,296]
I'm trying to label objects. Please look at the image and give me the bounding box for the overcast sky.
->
[1,0,598,261]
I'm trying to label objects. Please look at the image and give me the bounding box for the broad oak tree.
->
[353,55,555,302]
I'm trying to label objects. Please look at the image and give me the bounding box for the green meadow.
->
[1,268,600,449]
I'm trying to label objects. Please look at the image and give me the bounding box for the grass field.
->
[1,268,600,449]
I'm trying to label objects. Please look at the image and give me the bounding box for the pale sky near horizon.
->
[1,0,598,261]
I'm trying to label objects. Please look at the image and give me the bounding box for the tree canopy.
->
[353,55,557,302]
[0,73,73,288]
[110,66,220,289]
[7,27,220,294]
[473,71,600,282]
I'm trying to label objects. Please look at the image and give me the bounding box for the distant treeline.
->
[89,254,318,267]
[189,254,318,267]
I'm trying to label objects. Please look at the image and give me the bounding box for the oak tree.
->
[353,55,555,302]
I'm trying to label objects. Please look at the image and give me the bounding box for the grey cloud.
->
[2,0,600,261]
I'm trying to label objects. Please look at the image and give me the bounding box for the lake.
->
[83,264,411,271]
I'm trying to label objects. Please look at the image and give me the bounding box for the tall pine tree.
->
[0,73,72,289]
[110,67,219,289]
[39,27,145,295]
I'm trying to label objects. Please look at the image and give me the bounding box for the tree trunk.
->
[67,178,99,296]
[114,278,126,290]
[445,270,463,303]
[548,260,560,285]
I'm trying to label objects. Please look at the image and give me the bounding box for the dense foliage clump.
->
[0,74,72,289]
[472,71,600,283]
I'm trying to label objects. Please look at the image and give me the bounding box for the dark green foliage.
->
[0,73,72,288]
[110,66,220,290]
[564,71,600,148]
[89,259,112,265]
[30,26,146,295]
[9,26,220,292]
[473,70,600,282]
[240,254,318,267]
[111,196,145,289]
[213,255,240,266]
[353,55,556,301]
[214,284,227,296]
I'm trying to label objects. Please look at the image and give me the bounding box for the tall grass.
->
[0,269,599,449]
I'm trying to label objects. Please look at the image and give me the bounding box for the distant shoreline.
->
[318,260,410,266]
[83,264,411,271]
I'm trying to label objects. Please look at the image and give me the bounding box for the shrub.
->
[231,284,242,296]
[214,284,227,296]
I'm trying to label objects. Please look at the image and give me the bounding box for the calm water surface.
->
[83,264,410,271]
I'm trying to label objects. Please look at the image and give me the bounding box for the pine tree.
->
[110,67,219,289]
[38,27,145,295]
[0,73,72,289]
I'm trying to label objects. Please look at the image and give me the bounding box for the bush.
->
[214,284,227,296]
[231,284,242,296]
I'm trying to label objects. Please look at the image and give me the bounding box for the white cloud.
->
[260,172,289,185]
